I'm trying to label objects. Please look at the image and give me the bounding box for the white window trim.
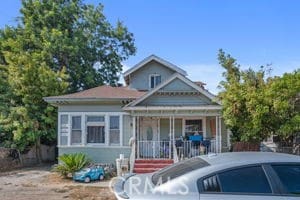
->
[86,114,106,145]
[70,115,83,146]
[182,117,206,138]
[58,112,126,147]
[109,115,122,146]
[149,73,161,89]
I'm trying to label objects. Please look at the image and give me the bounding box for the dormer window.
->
[149,74,161,89]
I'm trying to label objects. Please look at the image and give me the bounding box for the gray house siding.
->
[160,78,196,91]
[129,60,175,91]
[59,147,131,164]
[138,94,211,106]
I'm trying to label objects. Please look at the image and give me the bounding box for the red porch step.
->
[133,159,174,174]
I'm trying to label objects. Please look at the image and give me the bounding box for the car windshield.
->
[152,157,210,185]
[81,168,91,173]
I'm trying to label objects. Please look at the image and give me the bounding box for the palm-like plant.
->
[53,153,91,178]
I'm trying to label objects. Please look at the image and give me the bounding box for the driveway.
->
[0,165,116,200]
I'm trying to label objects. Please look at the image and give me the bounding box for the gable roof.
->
[125,73,219,107]
[123,55,188,78]
[44,85,145,103]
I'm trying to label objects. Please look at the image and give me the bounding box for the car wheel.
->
[84,176,91,183]
[99,174,104,181]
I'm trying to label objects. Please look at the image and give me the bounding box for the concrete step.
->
[133,168,163,174]
[134,163,171,169]
[134,159,174,164]
[133,159,174,174]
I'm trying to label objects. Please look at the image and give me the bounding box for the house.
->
[44,55,230,173]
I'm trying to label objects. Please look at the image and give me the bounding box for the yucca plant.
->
[53,153,91,178]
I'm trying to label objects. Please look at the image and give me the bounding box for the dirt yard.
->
[0,165,117,200]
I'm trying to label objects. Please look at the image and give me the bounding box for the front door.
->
[139,117,159,158]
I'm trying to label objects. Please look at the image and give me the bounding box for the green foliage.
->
[19,0,136,92]
[0,0,135,152]
[53,153,91,178]
[218,49,300,142]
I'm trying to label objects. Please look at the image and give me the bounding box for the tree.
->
[0,0,136,158]
[218,49,300,143]
[19,0,136,92]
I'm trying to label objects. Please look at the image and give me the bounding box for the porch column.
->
[169,116,172,159]
[135,116,140,159]
[219,116,222,153]
[215,116,219,153]
[132,116,136,139]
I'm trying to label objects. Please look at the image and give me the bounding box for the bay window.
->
[59,113,122,146]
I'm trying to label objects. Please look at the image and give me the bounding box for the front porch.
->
[134,115,222,159]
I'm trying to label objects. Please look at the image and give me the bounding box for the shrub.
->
[53,153,91,178]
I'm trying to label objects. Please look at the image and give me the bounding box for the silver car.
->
[114,152,300,200]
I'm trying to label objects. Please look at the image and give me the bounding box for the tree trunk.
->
[36,137,42,164]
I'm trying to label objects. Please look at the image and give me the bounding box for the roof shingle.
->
[46,85,145,100]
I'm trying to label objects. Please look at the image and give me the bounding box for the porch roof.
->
[123,105,222,111]
[123,105,222,117]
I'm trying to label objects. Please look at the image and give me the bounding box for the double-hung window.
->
[71,116,82,145]
[149,74,161,89]
[86,116,105,144]
[109,116,120,145]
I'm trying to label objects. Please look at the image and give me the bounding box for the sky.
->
[1,0,300,94]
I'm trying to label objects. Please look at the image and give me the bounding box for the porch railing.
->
[176,139,216,160]
[136,139,216,160]
[137,141,172,159]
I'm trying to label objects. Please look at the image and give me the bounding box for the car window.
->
[272,165,300,195]
[203,175,221,192]
[218,166,272,194]
[152,157,210,185]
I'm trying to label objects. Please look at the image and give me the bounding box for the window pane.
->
[87,116,104,122]
[155,75,161,85]
[60,115,69,145]
[203,175,221,192]
[87,126,105,143]
[61,115,68,124]
[272,165,300,195]
[72,116,81,129]
[71,130,82,144]
[150,76,155,88]
[218,166,272,194]
[110,116,119,129]
[110,130,120,144]
[60,136,68,145]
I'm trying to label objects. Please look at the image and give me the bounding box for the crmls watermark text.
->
[109,176,189,196]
